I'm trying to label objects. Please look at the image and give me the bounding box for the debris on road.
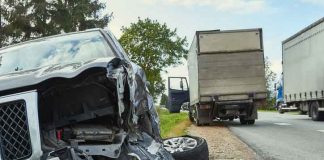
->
[188,123,257,160]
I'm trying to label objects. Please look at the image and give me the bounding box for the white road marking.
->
[316,130,324,133]
[274,123,292,126]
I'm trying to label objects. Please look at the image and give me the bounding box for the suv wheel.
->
[163,136,209,160]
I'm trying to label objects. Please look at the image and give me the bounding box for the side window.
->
[169,78,188,91]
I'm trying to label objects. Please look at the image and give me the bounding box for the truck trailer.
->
[168,29,267,125]
[281,17,324,121]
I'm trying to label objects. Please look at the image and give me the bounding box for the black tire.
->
[247,120,255,125]
[193,105,201,126]
[195,118,201,126]
[311,102,324,121]
[278,103,284,114]
[229,117,234,121]
[239,117,247,125]
[165,136,209,160]
[189,111,194,122]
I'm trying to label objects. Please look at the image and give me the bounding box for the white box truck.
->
[281,17,324,121]
[167,29,267,125]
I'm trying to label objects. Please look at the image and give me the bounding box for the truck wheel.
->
[229,117,234,121]
[163,136,209,160]
[239,117,247,125]
[193,105,201,126]
[247,120,255,125]
[311,102,324,121]
[195,118,201,126]
[189,111,194,122]
[278,103,284,114]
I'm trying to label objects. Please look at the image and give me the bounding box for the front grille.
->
[0,100,32,160]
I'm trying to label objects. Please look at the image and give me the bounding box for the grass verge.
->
[157,108,191,138]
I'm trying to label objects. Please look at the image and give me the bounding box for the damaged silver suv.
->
[0,29,208,160]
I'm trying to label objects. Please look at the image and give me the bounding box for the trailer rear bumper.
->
[281,107,298,110]
[281,104,298,111]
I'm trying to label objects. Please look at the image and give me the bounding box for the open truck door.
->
[167,77,189,113]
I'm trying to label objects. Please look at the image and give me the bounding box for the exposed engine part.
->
[61,124,115,143]
[38,70,118,131]
[43,132,127,159]
[43,147,92,160]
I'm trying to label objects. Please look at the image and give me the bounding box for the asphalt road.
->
[225,111,324,160]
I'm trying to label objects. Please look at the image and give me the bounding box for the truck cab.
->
[275,74,286,113]
[167,77,189,113]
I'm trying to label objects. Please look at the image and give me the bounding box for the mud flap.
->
[196,107,212,124]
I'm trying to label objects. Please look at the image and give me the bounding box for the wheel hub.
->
[163,137,198,153]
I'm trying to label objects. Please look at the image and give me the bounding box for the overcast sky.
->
[106,0,323,87]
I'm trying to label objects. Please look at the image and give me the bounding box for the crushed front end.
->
[0,58,172,160]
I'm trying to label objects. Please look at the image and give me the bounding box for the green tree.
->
[50,0,111,33]
[119,18,188,100]
[264,57,277,109]
[0,0,111,46]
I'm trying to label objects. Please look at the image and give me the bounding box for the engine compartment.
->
[36,68,124,156]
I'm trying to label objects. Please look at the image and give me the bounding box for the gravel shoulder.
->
[188,123,258,160]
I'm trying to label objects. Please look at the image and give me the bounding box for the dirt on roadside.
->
[188,123,257,160]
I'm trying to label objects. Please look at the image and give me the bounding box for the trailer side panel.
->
[188,35,200,105]
[283,20,324,103]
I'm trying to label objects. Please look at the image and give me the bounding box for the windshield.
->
[0,31,115,76]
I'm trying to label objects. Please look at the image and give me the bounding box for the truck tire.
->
[163,136,209,160]
[195,118,201,126]
[239,116,247,125]
[311,102,324,121]
[278,103,284,114]
[240,117,255,125]
[193,105,202,126]
[247,120,255,125]
[189,111,194,122]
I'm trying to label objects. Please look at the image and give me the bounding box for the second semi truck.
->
[280,17,324,121]
[168,29,267,125]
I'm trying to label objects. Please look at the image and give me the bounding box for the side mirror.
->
[180,80,184,90]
